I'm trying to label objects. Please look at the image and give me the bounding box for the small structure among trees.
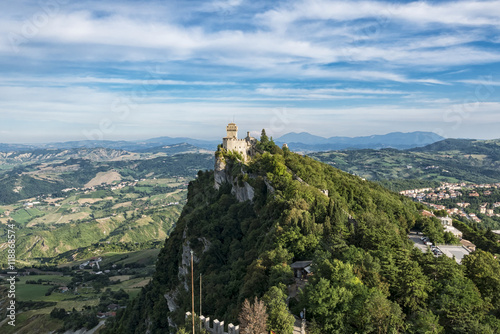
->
[290,260,313,279]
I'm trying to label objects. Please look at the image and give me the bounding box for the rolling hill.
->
[310,138,500,185]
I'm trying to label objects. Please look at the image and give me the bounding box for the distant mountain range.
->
[0,131,444,153]
[275,131,445,151]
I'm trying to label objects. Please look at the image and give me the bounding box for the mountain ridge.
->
[0,131,444,153]
[275,131,445,151]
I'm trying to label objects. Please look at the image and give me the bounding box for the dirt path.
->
[294,317,304,334]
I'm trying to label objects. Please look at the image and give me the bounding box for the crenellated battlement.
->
[185,312,240,334]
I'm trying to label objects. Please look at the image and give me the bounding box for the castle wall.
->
[186,312,239,334]
[221,124,257,161]
[223,138,254,161]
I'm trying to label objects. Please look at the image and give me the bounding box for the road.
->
[408,231,429,253]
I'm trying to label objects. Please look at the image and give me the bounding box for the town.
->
[400,182,500,224]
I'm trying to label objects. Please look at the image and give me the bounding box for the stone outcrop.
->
[214,155,255,202]
[214,158,229,190]
[232,181,254,202]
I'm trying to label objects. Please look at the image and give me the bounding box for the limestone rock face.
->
[214,155,254,202]
[214,157,228,190]
[231,181,255,202]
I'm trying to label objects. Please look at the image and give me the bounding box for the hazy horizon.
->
[2,128,496,146]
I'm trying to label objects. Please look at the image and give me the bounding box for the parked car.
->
[425,241,433,246]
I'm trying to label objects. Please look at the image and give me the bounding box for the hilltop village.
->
[400,182,500,224]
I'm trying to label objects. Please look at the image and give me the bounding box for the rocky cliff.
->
[214,155,254,202]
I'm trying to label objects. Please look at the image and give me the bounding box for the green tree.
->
[360,289,405,334]
[433,276,490,333]
[394,253,431,314]
[407,309,444,334]
[260,129,269,145]
[263,285,295,334]
[462,249,500,313]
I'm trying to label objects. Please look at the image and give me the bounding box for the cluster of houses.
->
[400,182,500,201]
[423,201,486,223]
[79,257,102,270]
[23,201,41,207]
[479,202,500,216]
[401,182,500,223]
[109,181,138,191]
[63,180,139,194]
[400,188,463,201]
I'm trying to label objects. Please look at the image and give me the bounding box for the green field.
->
[130,186,155,194]
[107,248,161,266]
[10,207,45,225]
[24,275,72,285]
[9,275,73,301]
[138,177,184,186]
[14,283,52,301]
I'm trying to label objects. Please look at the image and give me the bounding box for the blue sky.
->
[1,0,499,143]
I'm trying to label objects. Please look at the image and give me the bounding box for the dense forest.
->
[104,135,500,334]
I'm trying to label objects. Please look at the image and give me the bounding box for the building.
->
[421,210,435,218]
[222,123,257,161]
[460,239,476,252]
[290,260,313,279]
[444,225,463,239]
[438,216,453,226]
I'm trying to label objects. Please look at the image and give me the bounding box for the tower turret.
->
[226,123,238,139]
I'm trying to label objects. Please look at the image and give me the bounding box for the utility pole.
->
[200,274,203,333]
[191,250,195,334]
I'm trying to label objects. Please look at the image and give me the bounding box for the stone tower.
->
[222,123,256,161]
[226,123,238,138]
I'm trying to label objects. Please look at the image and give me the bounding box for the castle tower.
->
[226,123,238,139]
[221,123,256,161]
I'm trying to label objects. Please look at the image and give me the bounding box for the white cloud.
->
[257,1,500,28]
[0,76,235,87]
[457,79,500,86]
[256,86,405,99]
[202,0,243,12]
